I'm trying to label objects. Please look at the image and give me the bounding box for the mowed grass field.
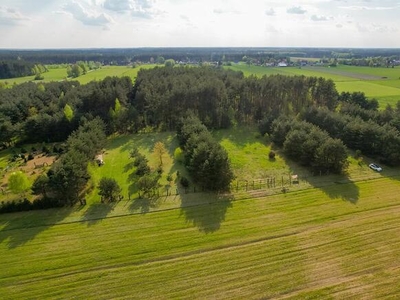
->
[1,176,400,299]
[2,129,400,298]
[226,64,400,108]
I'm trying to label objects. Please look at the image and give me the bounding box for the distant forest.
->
[1,47,400,66]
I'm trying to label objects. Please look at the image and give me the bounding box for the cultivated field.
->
[227,64,400,108]
[2,129,400,298]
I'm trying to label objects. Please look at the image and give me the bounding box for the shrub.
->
[28,153,34,160]
[180,176,190,188]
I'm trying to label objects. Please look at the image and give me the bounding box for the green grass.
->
[86,131,183,204]
[2,129,400,298]
[2,175,400,298]
[335,81,400,97]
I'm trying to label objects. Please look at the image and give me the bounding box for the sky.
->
[1,0,400,49]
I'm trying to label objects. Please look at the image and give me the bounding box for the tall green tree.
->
[98,177,122,202]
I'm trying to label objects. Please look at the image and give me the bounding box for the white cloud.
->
[287,6,307,14]
[0,0,399,48]
[104,0,132,13]
[311,15,329,21]
[265,8,276,16]
[0,6,30,26]
[63,1,113,27]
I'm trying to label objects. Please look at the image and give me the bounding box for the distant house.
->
[278,62,288,67]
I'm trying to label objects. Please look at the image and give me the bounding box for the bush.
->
[268,151,276,160]
[180,176,190,188]
[21,148,27,154]
[28,153,34,160]
[174,147,183,163]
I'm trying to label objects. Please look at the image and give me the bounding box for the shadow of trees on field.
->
[129,197,159,214]
[180,190,233,233]
[0,207,73,249]
[81,202,116,226]
[277,147,360,204]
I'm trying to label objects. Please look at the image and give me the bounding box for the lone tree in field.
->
[98,177,122,202]
[153,141,167,166]
[8,171,30,195]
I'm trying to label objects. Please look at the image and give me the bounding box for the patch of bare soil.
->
[0,154,57,190]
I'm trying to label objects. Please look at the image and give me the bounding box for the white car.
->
[369,163,382,172]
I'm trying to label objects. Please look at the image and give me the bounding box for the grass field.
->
[1,173,400,298]
[1,129,400,299]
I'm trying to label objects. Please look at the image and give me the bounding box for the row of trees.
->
[177,114,234,191]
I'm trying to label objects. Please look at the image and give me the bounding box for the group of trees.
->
[0,60,47,79]
[32,118,106,206]
[66,61,101,78]
[132,67,338,130]
[0,76,135,148]
[177,114,234,191]
[268,116,348,174]
[302,104,400,165]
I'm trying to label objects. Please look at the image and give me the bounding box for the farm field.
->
[1,174,400,299]
[226,64,400,108]
[2,129,400,298]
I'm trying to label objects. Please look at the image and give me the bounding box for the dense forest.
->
[2,65,400,211]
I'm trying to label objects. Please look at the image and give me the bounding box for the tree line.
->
[0,60,47,80]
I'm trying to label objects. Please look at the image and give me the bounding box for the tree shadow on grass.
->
[0,206,73,249]
[276,147,360,204]
[81,202,116,226]
[129,197,158,214]
[124,161,135,173]
[180,189,233,233]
